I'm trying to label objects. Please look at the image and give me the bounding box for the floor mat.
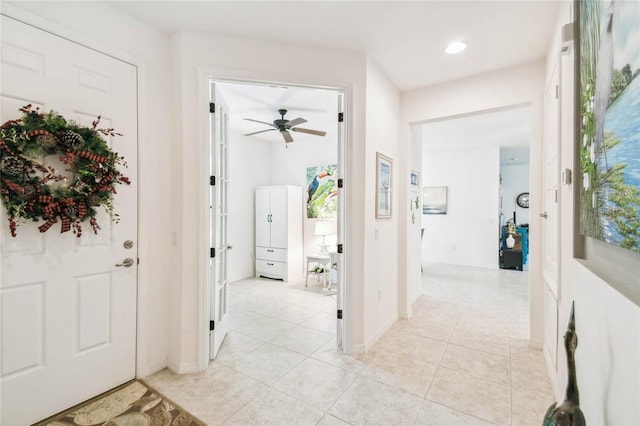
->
[36,380,205,426]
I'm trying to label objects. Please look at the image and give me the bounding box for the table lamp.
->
[315,221,336,254]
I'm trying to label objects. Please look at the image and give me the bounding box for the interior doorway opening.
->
[418,105,532,272]
[204,77,348,364]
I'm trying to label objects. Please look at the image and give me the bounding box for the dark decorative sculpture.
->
[543,302,586,426]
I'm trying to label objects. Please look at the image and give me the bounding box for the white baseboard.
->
[543,343,563,401]
[363,313,398,352]
[351,343,366,354]
[167,359,199,374]
[528,337,544,349]
[140,360,168,379]
[399,305,413,320]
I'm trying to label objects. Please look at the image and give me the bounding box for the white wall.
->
[500,163,530,226]
[227,129,272,281]
[226,127,338,282]
[267,127,339,268]
[547,4,640,424]
[2,1,174,377]
[421,147,500,268]
[170,28,374,368]
[362,58,401,349]
[400,62,545,342]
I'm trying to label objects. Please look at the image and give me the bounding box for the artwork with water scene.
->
[579,0,640,253]
[306,164,337,218]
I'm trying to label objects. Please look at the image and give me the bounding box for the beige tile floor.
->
[146,263,555,425]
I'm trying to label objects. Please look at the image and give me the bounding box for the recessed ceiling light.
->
[445,41,467,55]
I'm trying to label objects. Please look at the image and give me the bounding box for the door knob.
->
[227,245,233,250]
[540,212,548,219]
[116,258,135,267]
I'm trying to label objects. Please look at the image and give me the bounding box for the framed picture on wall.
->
[579,0,640,253]
[376,152,392,219]
[306,164,337,218]
[423,186,447,214]
[410,170,420,187]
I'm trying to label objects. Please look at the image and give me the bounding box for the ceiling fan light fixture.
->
[445,41,467,55]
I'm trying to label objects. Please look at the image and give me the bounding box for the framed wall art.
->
[376,152,392,219]
[306,164,337,218]
[423,186,447,215]
[579,0,640,254]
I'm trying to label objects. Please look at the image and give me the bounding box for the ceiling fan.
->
[244,109,327,143]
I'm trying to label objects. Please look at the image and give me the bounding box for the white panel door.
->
[269,187,288,249]
[209,85,230,359]
[542,61,560,366]
[542,64,560,296]
[0,16,137,425]
[336,92,345,352]
[255,187,271,247]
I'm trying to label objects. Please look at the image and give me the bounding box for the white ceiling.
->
[108,0,561,92]
[105,1,558,146]
[422,105,531,162]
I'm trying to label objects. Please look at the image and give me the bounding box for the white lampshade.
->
[315,221,336,236]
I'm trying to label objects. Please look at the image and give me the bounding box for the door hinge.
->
[337,309,343,319]
[337,243,343,254]
[209,102,215,113]
[210,175,216,186]
[210,320,215,331]
[555,85,559,99]
[338,112,344,122]
[210,247,215,258]
[337,178,343,188]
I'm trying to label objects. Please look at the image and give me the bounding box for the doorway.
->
[419,105,532,271]
[204,78,348,363]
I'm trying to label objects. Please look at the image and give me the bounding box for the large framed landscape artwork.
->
[579,0,640,253]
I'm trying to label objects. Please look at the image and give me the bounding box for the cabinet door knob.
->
[540,212,548,219]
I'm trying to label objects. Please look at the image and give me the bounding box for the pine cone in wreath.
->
[60,130,85,150]
[87,194,102,206]
[66,205,78,219]
[1,156,24,176]
[19,185,36,200]
[36,133,58,149]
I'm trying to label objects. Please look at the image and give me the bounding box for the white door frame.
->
[196,71,349,369]
[0,5,152,378]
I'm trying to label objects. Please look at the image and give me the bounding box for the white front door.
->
[209,83,230,359]
[0,16,138,425]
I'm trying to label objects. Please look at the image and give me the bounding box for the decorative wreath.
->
[0,105,130,237]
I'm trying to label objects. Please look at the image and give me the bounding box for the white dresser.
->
[255,185,303,281]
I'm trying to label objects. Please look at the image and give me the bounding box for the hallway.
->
[145,264,554,425]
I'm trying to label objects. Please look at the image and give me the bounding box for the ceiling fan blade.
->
[244,118,275,127]
[245,128,276,136]
[280,130,294,143]
[291,127,327,137]
[285,117,307,127]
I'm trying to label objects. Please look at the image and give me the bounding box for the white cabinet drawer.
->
[256,247,287,262]
[256,259,287,278]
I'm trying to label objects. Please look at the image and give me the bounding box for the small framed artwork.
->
[423,186,447,214]
[410,170,420,187]
[376,152,392,219]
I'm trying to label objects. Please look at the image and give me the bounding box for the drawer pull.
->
[267,249,274,252]
[267,262,274,266]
